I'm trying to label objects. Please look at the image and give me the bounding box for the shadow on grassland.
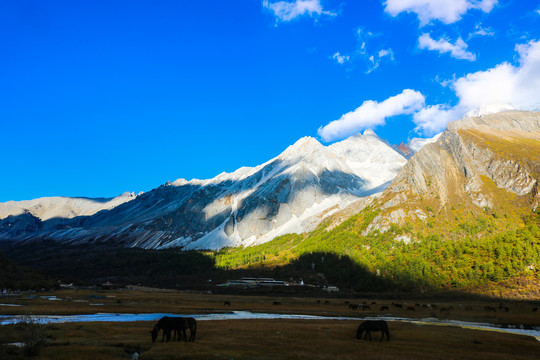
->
[1,240,396,294]
[3,241,538,302]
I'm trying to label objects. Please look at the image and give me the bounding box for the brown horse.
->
[356,320,390,341]
[183,317,197,342]
[150,316,197,343]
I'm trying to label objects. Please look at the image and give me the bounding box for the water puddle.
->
[0,311,538,341]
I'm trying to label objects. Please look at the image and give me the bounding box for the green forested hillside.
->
[211,115,540,295]
[213,203,540,294]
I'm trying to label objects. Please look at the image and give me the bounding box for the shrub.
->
[16,314,47,357]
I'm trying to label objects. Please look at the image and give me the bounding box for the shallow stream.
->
[1,311,539,341]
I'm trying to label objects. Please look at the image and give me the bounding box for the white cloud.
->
[263,0,336,22]
[334,28,394,73]
[455,40,540,113]
[323,39,540,138]
[332,52,350,64]
[413,39,540,135]
[378,49,394,59]
[318,89,425,141]
[418,33,476,61]
[469,24,494,38]
[366,49,395,73]
[384,0,498,26]
[413,105,462,135]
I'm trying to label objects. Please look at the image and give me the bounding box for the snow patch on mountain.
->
[330,129,407,188]
[408,133,442,153]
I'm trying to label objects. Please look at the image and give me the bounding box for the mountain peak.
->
[291,136,323,149]
[279,136,325,161]
[362,128,378,137]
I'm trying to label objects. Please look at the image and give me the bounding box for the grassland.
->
[1,288,539,359]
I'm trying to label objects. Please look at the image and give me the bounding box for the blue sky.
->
[1,0,539,201]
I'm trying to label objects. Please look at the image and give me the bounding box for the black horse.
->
[150,316,197,343]
[356,320,390,341]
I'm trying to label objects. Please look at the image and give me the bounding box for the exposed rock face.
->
[0,131,406,250]
[369,111,540,232]
[394,143,414,159]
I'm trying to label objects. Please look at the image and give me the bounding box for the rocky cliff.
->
[366,111,540,233]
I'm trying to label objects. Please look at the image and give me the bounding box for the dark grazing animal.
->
[150,316,197,343]
[224,301,231,306]
[183,317,197,342]
[380,305,389,311]
[533,307,538,312]
[273,301,282,305]
[356,320,390,341]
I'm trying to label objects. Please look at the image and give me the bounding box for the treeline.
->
[3,240,216,288]
[0,251,56,290]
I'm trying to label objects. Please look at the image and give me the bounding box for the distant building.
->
[218,277,288,287]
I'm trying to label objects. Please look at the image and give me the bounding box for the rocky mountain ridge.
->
[0,130,408,250]
[366,111,540,233]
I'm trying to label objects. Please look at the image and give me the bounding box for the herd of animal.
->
[148,300,538,344]
[150,316,391,343]
[343,300,539,314]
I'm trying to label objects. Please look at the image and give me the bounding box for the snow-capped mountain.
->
[0,192,137,221]
[0,130,407,250]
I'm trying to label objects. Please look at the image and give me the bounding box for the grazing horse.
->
[380,305,389,311]
[150,316,197,343]
[356,320,390,341]
[183,317,197,342]
[273,301,281,306]
[224,301,231,306]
